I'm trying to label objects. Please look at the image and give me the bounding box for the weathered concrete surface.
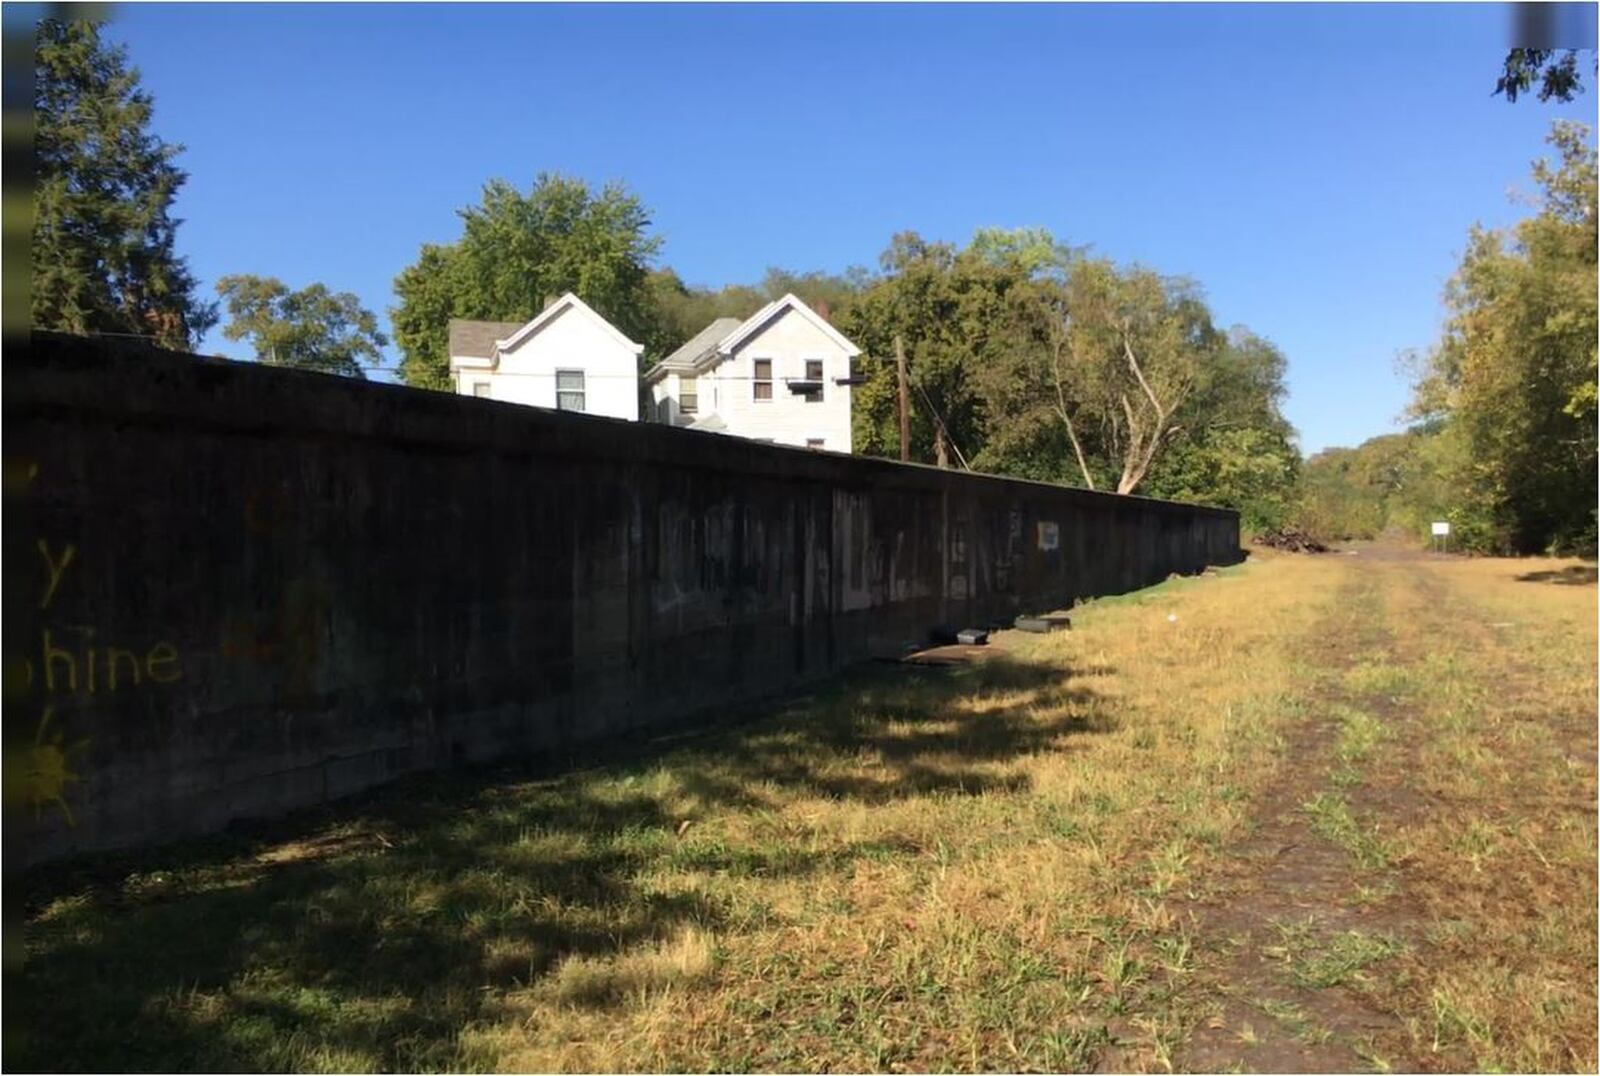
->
[4,332,1241,865]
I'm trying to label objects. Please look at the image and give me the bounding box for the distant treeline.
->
[1297,123,1596,556]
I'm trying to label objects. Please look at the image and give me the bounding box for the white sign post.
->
[1431,520,1450,554]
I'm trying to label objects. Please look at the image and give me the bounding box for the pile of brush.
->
[1251,526,1329,553]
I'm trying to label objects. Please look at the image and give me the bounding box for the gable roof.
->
[449,319,523,363]
[495,292,644,358]
[660,317,742,372]
[717,293,861,359]
[643,296,860,384]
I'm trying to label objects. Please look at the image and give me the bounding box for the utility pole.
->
[895,333,910,462]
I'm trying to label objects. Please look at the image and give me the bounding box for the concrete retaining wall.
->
[4,332,1240,865]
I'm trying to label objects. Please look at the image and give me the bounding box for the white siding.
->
[713,308,853,451]
[454,305,638,420]
[457,369,494,399]
[648,372,699,427]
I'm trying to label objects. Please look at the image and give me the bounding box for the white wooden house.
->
[449,293,643,420]
[643,294,861,452]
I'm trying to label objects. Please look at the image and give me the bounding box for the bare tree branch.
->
[1123,321,1167,423]
[1113,319,1194,494]
[1117,391,1148,494]
[1049,330,1096,490]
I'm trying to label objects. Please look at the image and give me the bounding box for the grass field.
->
[6,547,1596,1072]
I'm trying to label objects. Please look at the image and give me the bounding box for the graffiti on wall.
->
[5,462,185,826]
[9,706,88,825]
[16,539,185,697]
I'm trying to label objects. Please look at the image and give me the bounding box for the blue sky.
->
[106,2,1595,454]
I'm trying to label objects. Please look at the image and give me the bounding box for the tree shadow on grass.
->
[1515,564,1597,585]
[5,650,1112,1072]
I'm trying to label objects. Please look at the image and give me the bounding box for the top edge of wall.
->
[8,331,1240,521]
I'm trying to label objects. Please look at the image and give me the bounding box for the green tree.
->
[391,174,661,389]
[845,227,1300,517]
[1292,436,1407,541]
[1495,48,1587,103]
[391,244,468,389]
[1143,329,1300,531]
[842,232,1032,467]
[1149,426,1299,533]
[217,275,387,378]
[757,267,865,320]
[645,268,758,360]
[1289,429,1477,546]
[33,16,215,349]
[968,226,1076,280]
[1054,261,1220,495]
[967,251,1231,497]
[1294,444,1389,541]
[1301,127,1597,554]
[1409,121,1597,553]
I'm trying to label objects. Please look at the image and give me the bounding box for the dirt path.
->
[1174,559,1416,1072]
[1172,544,1595,1073]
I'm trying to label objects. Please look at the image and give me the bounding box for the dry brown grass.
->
[1366,555,1598,1073]
[456,552,1348,1073]
[8,548,1594,1073]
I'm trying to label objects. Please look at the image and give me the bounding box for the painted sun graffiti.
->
[14,706,87,826]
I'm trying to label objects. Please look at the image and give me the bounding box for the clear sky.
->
[105,2,1596,454]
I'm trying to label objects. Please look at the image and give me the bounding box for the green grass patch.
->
[1254,997,1334,1045]
[1264,918,1405,989]
[1303,792,1397,871]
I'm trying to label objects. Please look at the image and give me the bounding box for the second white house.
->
[644,294,861,452]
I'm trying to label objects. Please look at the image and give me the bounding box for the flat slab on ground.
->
[7,546,1596,1073]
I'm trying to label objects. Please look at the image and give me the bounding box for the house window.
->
[806,438,826,451]
[679,376,698,414]
[472,382,491,398]
[805,360,824,402]
[752,359,772,401]
[556,369,585,412]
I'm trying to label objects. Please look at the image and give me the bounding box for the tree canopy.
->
[1139,329,1299,533]
[842,232,1023,471]
[1406,122,1597,553]
[838,229,1298,526]
[391,174,661,389]
[1297,123,1597,554]
[32,17,215,349]
[217,275,387,378]
[1494,48,1587,103]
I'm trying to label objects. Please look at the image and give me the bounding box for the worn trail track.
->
[1167,547,1595,1073]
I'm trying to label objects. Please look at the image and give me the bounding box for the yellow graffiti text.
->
[37,539,76,610]
[18,627,183,696]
